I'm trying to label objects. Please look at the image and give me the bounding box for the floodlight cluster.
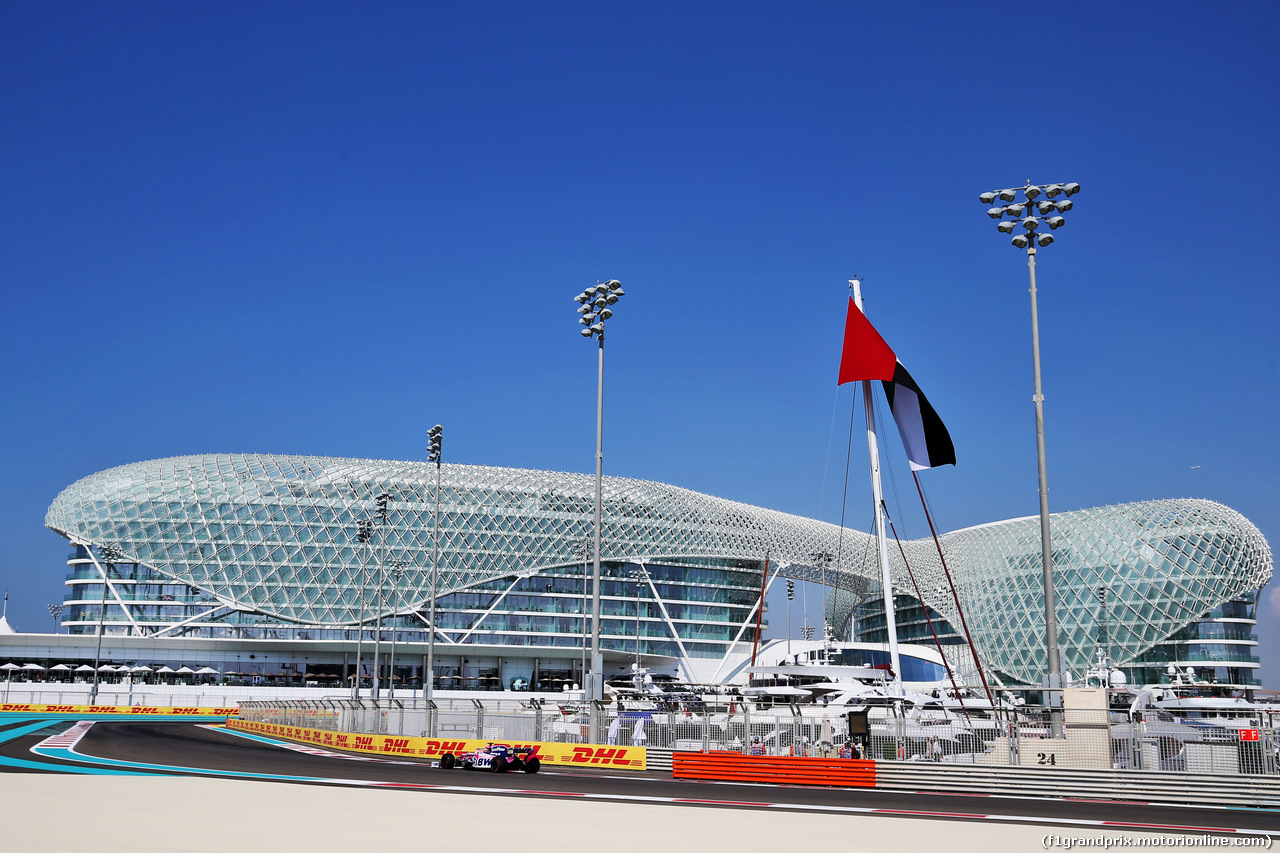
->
[980,182,1080,248]
[575,280,624,338]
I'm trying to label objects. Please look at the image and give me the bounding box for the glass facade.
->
[46,454,1271,687]
[62,544,762,662]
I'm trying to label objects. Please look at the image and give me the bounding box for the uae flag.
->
[837,297,956,471]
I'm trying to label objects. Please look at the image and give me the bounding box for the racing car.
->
[438,743,541,773]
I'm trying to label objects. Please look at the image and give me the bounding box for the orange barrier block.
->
[672,751,876,787]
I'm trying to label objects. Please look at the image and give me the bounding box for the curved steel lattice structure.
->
[909,502,1271,684]
[46,454,1271,684]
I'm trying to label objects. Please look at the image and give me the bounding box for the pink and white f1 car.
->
[438,743,541,773]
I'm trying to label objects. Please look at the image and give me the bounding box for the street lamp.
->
[371,491,391,701]
[47,603,64,634]
[575,279,624,730]
[89,544,122,706]
[351,518,374,700]
[426,423,443,714]
[979,179,1080,736]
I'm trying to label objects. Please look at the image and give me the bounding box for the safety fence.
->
[236,699,1279,779]
[2,688,287,708]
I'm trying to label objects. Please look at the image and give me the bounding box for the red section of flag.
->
[838,298,897,385]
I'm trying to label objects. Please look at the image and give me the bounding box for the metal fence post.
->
[533,698,543,742]
[473,699,484,739]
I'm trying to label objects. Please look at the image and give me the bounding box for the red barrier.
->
[672,751,876,787]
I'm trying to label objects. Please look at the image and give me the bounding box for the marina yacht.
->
[735,637,991,757]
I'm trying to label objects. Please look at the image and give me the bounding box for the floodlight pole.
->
[577,537,591,696]
[575,279,624,744]
[352,519,373,700]
[1026,242,1064,735]
[88,545,121,707]
[387,562,404,699]
[370,493,391,701]
[426,424,443,723]
[591,327,605,711]
[980,180,1079,739]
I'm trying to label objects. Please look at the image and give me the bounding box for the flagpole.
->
[849,279,903,692]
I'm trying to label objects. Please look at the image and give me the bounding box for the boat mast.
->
[850,279,903,692]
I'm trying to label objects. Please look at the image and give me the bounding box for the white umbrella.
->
[73,664,96,672]
[96,664,115,672]
[194,666,219,675]
[22,663,46,671]
[0,663,20,672]
[113,664,132,672]
[175,666,195,674]
[49,664,72,671]
[130,665,153,673]
[156,665,177,674]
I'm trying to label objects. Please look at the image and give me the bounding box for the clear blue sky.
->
[2,2,1276,683]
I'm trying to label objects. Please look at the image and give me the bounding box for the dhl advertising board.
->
[0,703,238,716]
[227,718,647,770]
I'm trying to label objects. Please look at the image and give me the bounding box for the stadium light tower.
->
[89,544,123,706]
[386,560,406,699]
[575,279,624,730]
[426,424,443,711]
[979,180,1080,736]
[47,603,64,634]
[371,491,391,701]
[351,517,374,700]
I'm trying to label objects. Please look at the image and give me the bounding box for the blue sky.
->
[2,2,1276,683]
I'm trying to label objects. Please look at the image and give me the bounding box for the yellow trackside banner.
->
[0,703,239,716]
[227,718,647,770]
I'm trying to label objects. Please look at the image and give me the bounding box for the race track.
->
[2,718,1275,837]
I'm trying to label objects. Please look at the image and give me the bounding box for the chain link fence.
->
[236,698,1279,777]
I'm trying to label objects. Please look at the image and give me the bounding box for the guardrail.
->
[871,762,1280,809]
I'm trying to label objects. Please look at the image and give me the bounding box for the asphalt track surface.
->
[2,719,1276,836]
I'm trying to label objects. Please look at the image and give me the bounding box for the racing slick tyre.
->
[524,757,541,774]
[507,757,525,772]
[491,756,508,773]
[439,753,456,770]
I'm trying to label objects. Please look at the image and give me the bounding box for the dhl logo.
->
[130,707,160,714]
[354,736,374,749]
[421,740,468,755]
[45,705,78,713]
[172,708,202,714]
[2,705,35,711]
[380,737,414,754]
[570,746,635,765]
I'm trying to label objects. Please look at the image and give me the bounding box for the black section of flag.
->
[881,363,956,470]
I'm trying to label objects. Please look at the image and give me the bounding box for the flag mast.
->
[849,278,903,692]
